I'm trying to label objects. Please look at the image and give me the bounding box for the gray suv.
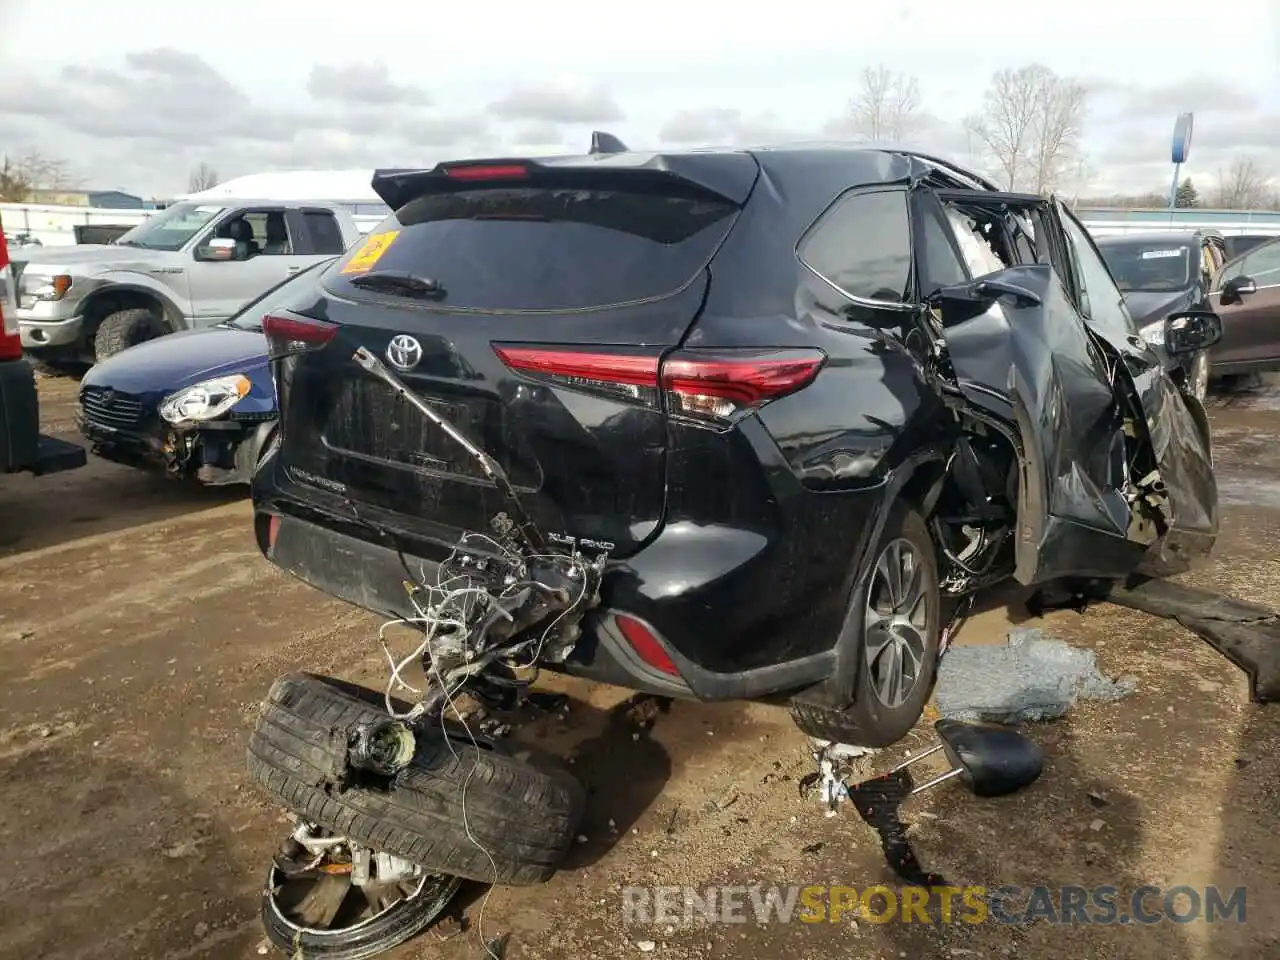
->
[12,199,363,371]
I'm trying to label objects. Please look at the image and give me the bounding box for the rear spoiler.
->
[371,145,758,212]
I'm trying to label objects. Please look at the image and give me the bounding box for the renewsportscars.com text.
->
[621,884,1247,926]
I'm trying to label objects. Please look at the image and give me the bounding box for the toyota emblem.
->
[386,334,423,372]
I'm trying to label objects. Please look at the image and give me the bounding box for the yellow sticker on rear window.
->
[341,230,400,275]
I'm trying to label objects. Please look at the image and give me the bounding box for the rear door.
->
[271,159,755,557]
[1209,238,1280,367]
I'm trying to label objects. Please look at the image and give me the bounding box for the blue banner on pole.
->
[1172,113,1194,165]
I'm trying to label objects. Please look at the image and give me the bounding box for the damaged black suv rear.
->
[250,143,1221,749]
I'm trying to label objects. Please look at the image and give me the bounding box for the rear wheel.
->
[791,501,942,748]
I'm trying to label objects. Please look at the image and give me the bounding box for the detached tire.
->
[246,673,584,886]
[93,308,167,362]
[790,501,942,748]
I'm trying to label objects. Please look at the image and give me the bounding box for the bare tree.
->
[1210,156,1274,209]
[0,150,77,202]
[964,64,1089,194]
[845,66,923,142]
[187,162,220,193]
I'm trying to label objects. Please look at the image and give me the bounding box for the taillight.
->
[0,224,19,362]
[492,344,825,429]
[262,313,337,359]
[444,163,529,181]
[661,348,826,426]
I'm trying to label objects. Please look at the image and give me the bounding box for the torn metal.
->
[1106,577,1280,702]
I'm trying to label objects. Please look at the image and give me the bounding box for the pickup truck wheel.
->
[246,672,585,887]
[93,308,168,362]
[790,501,942,748]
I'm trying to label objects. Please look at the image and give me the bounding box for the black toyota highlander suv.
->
[250,141,1221,748]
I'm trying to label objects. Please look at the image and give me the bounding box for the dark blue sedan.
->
[76,257,335,485]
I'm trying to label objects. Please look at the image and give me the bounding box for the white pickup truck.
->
[13,198,363,372]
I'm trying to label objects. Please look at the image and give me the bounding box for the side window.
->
[304,210,346,254]
[799,189,912,303]
[918,204,969,292]
[1232,241,1280,287]
[944,207,1007,277]
[1059,212,1136,337]
[243,210,293,256]
[212,208,290,259]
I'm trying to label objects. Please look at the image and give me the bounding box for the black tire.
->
[246,673,585,886]
[260,864,460,960]
[790,501,942,748]
[93,308,167,362]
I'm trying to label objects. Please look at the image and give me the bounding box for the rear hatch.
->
[267,154,757,557]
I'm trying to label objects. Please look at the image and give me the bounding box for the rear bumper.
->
[251,450,856,702]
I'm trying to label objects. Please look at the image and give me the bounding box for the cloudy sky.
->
[2,0,1279,199]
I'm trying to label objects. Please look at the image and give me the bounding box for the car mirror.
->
[969,274,1043,309]
[195,238,236,262]
[1221,274,1257,305]
[1164,309,1223,356]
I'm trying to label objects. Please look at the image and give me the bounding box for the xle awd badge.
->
[385,334,423,372]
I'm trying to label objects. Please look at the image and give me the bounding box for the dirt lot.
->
[2,375,1278,960]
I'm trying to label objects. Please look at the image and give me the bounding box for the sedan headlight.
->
[1138,319,1165,347]
[159,374,251,425]
[19,272,73,302]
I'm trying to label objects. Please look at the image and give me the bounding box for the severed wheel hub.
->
[264,821,460,940]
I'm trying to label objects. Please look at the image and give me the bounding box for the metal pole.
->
[1168,162,1181,212]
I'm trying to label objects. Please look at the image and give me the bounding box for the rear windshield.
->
[1096,241,1194,293]
[326,186,739,312]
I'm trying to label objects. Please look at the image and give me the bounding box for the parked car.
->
[1095,229,1225,400]
[0,225,85,477]
[252,143,1221,754]
[74,257,336,485]
[1207,234,1280,378]
[12,198,362,373]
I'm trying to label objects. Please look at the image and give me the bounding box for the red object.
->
[443,163,529,181]
[614,614,681,676]
[0,226,20,361]
[661,350,826,406]
[492,346,659,387]
[492,344,825,423]
[262,313,337,356]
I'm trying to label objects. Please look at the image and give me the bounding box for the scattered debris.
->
[483,932,510,959]
[1088,791,1110,808]
[575,835,589,844]
[636,941,656,953]
[525,692,568,713]
[1089,819,1105,832]
[801,842,825,855]
[703,784,740,814]
[935,628,1137,723]
[193,922,210,939]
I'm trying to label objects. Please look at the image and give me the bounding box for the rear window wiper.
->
[348,270,445,299]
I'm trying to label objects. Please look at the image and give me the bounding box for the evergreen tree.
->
[1175,178,1200,208]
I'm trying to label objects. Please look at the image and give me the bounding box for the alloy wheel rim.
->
[863,538,931,709]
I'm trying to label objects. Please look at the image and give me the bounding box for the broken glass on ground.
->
[934,627,1137,724]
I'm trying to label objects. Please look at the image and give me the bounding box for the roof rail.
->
[589,131,630,155]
